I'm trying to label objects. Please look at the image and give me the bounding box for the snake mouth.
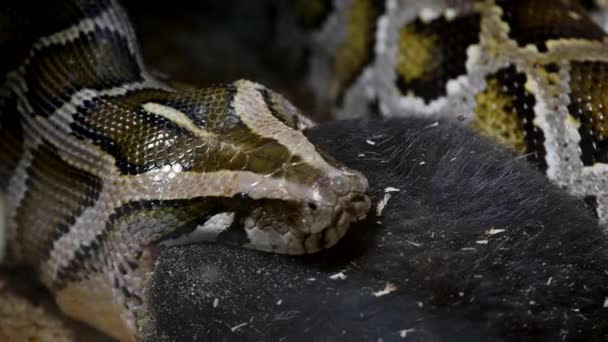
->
[301,191,371,254]
[150,181,371,256]
[234,190,370,255]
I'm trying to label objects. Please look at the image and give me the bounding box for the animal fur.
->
[144,117,608,342]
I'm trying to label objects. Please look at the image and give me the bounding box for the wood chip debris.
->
[399,328,415,338]
[373,282,398,297]
[384,187,400,193]
[231,322,248,332]
[475,240,488,245]
[487,228,506,235]
[604,297,608,308]
[568,10,581,20]
[376,193,392,216]
[366,139,376,146]
[405,240,421,247]
[329,272,347,280]
[213,298,219,308]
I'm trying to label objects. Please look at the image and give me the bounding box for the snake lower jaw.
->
[240,191,371,255]
[310,191,371,253]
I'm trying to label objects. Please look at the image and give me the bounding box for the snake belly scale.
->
[0,0,371,340]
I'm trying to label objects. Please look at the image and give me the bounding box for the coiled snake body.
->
[0,0,371,339]
[301,0,608,222]
[2,0,608,340]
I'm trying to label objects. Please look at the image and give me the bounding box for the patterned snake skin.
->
[297,0,608,223]
[0,0,371,340]
[2,0,608,340]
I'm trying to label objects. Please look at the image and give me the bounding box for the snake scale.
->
[1,0,608,341]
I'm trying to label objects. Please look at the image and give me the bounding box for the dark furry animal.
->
[144,118,608,342]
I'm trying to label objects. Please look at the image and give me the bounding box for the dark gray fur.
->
[144,118,608,342]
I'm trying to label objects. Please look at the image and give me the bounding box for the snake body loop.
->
[0,1,370,339]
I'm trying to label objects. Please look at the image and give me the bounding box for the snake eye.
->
[308,202,318,211]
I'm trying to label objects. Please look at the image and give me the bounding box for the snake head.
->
[135,80,370,254]
[217,163,371,254]
[77,79,370,254]
[214,81,370,253]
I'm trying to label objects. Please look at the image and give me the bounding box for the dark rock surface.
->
[144,118,608,342]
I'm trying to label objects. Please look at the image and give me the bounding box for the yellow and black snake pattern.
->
[2,0,608,341]
[300,0,608,223]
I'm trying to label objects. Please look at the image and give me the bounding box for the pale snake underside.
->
[2,0,608,341]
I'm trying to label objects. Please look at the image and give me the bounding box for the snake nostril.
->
[308,202,318,211]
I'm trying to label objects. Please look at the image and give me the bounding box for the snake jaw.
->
[239,192,370,255]
[306,190,371,253]
[232,168,371,255]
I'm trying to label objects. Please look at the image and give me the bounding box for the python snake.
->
[1,0,608,341]
[0,0,372,339]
